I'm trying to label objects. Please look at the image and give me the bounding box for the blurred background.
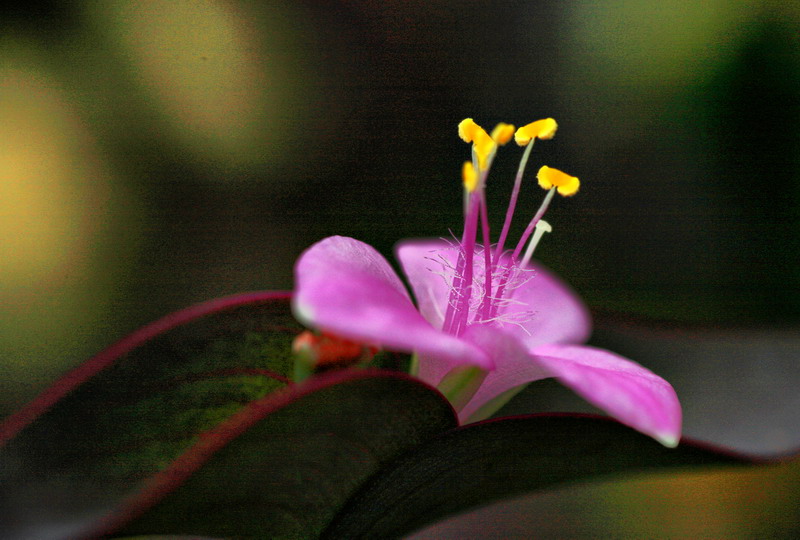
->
[1,1,798,537]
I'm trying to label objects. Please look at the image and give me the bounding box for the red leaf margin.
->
[0,290,459,539]
[0,291,293,447]
[2,290,798,540]
[88,369,454,539]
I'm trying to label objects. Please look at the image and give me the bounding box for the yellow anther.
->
[462,161,478,193]
[458,118,482,143]
[537,165,580,196]
[473,133,495,170]
[490,123,515,145]
[458,118,495,170]
[515,118,558,146]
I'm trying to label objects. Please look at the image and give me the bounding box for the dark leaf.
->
[323,414,755,539]
[0,292,300,539]
[1,293,791,539]
[0,292,457,540]
[113,371,457,539]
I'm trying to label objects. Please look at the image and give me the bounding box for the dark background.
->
[2,1,799,537]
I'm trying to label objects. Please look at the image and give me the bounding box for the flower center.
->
[439,118,580,337]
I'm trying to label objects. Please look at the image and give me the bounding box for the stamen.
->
[444,192,480,335]
[478,192,493,321]
[458,118,496,171]
[537,165,580,196]
[441,254,464,333]
[454,193,480,334]
[515,118,558,146]
[462,161,478,193]
[458,118,482,143]
[495,119,557,260]
[511,187,556,262]
[520,219,552,268]
[490,187,554,320]
[485,260,537,321]
[490,123,515,145]
[494,137,535,260]
[430,238,463,331]
[448,117,579,334]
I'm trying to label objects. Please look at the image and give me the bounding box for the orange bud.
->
[292,331,377,367]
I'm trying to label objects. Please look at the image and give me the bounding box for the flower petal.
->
[504,261,592,349]
[532,343,683,447]
[293,236,490,369]
[396,240,590,347]
[457,324,552,422]
[457,328,681,446]
[395,239,456,329]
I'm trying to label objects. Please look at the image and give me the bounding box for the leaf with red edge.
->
[0,293,300,539]
[322,415,766,539]
[0,292,457,540]
[1,292,796,540]
[108,371,457,538]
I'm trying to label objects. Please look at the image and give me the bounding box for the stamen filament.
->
[511,187,556,262]
[453,192,481,335]
[479,191,493,321]
[441,249,465,333]
[488,188,555,321]
[494,139,536,261]
[520,219,552,268]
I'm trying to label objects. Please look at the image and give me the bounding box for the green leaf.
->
[0,293,298,538]
[323,415,750,539]
[0,293,457,539]
[1,292,788,539]
[115,371,457,539]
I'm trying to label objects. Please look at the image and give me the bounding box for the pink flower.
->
[293,118,682,447]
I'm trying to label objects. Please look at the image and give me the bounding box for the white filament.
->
[520,219,552,268]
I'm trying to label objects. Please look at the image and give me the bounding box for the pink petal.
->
[395,239,456,329]
[504,261,592,349]
[396,240,591,347]
[457,328,682,446]
[532,343,683,447]
[293,236,490,369]
[457,324,552,421]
